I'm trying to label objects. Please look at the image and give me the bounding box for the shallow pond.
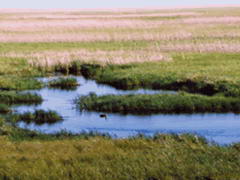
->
[14,76,240,145]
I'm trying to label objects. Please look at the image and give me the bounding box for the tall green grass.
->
[77,92,240,114]
[0,134,239,179]
[0,91,42,105]
[48,77,79,90]
[0,57,43,90]
[0,104,11,114]
[11,110,63,125]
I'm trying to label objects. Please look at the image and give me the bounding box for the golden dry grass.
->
[0,7,239,65]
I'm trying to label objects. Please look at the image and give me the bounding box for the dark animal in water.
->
[100,114,107,119]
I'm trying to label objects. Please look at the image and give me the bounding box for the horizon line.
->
[1,4,240,12]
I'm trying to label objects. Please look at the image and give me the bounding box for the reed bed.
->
[1,49,170,67]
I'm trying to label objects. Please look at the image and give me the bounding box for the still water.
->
[14,76,240,145]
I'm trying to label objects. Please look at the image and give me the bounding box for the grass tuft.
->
[11,110,63,125]
[0,91,42,105]
[0,104,11,114]
[48,77,79,90]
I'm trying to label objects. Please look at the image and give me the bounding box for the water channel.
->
[14,76,240,145]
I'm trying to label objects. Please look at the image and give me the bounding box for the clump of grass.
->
[12,110,63,125]
[80,63,102,78]
[0,117,4,127]
[77,92,240,114]
[53,61,83,75]
[0,91,42,105]
[0,104,11,114]
[52,62,102,77]
[48,77,79,90]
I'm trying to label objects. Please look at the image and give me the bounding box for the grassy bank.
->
[1,117,239,179]
[0,116,109,141]
[0,133,240,179]
[81,53,240,97]
[0,57,43,91]
[77,92,240,114]
[0,91,42,105]
[46,53,240,97]
[1,52,240,98]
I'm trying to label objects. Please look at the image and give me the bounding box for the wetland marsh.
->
[1,7,240,179]
[11,76,240,145]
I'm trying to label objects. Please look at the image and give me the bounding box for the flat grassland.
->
[1,7,240,179]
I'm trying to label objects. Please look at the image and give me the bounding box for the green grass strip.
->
[0,91,42,105]
[77,93,240,114]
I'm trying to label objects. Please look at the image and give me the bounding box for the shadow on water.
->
[14,76,240,145]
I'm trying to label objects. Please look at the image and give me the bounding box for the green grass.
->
[10,110,63,125]
[1,115,240,179]
[0,57,43,90]
[0,76,43,90]
[77,92,240,114]
[0,134,240,179]
[0,91,42,105]
[0,104,11,114]
[78,53,240,96]
[0,57,40,76]
[48,77,79,90]
[0,41,150,54]
[48,53,240,96]
[1,9,240,179]
[0,117,109,141]
[1,39,240,179]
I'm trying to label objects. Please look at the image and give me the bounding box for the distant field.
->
[0,7,240,65]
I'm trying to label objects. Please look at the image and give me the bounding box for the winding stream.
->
[14,76,240,145]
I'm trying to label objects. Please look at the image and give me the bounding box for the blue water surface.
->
[14,76,240,145]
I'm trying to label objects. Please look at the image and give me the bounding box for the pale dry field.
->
[0,7,240,66]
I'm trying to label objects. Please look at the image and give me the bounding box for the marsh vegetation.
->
[77,92,240,114]
[0,91,42,105]
[1,7,240,179]
[48,77,79,90]
[11,110,63,125]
